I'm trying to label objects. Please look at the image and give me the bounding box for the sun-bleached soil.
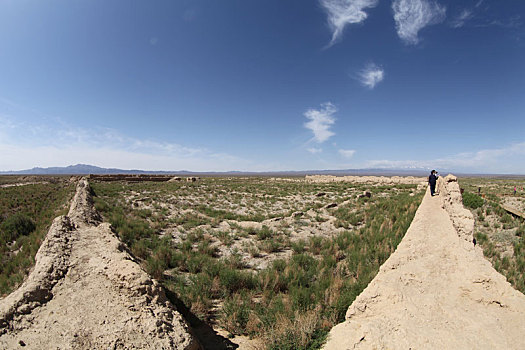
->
[0,179,200,350]
[323,175,525,349]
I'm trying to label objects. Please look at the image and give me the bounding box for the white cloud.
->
[320,0,378,46]
[366,142,525,174]
[451,9,473,28]
[0,118,250,172]
[392,0,446,45]
[307,148,323,154]
[0,143,246,172]
[304,102,337,143]
[358,63,384,89]
[339,149,356,158]
[365,159,429,169]
[448,142,525,168]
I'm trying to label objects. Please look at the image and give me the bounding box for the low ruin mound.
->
[0,178,200,349]
[323,175,525,349]
[440,174,475,243]
[67,178,102,227]
[305,174,426,185]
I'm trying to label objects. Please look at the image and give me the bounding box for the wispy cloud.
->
[451,9,473,28]
[366,142,525,174]
[392,0,446,45]
[307,147,323,154]
[0,117,250,172]
[304,102,337,143]
[339,149,356,158]
[358,63,384,89]
[487,15,522,29]
[320,0,378,46]
[0,114,17,130]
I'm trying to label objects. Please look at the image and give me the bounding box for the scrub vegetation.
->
[0,177,75,296]
[460,177,525,293]
[3,174,524,348]
[91,177,423,349]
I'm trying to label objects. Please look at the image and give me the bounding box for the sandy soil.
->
[305,175,426,187]
[0,182,48,188]
[323,176,525,349]
[503,196,525,213]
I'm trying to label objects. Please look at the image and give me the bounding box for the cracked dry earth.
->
[323,176,525,349]
[0,179,200,350]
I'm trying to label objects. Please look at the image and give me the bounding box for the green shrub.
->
[145,255,167,279]
[291,240,306,254]
[0,213,36,242]
[215,230,234,246]
[90,179,425,349]
[260,239,282,253]
[256,226,273,240]
[462,191,484,209]
[501,213,512,224]
[131,239,150,259]
[221,292,252,335]
[187,253,211,273]
[198,240,219,257]
[0,181,74,296]
[516,225,525,237]
[219,268,255,295]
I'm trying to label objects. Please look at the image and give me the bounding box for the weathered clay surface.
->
[0,178,200,350]
[440,174,475,243]
[323,175,525,349]
[67,178,102,228]
[305,175,425,185]
[88,174,174,182]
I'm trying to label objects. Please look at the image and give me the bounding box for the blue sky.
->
[1,0,524,173]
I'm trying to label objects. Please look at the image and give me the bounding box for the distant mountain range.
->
[0,164,175,175]
[0,163,438,176]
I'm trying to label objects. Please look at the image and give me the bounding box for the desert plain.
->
[0,174,525,349]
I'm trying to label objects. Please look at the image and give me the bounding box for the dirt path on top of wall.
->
[323,175,525,349]
[0,179,200,350]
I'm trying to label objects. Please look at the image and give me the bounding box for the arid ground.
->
[1,174,524,349]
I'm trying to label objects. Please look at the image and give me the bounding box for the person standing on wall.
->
[429,170,438,196]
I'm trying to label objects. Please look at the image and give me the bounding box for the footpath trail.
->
[324,175,525,349]
[0,179,200,349]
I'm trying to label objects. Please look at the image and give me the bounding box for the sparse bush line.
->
[460,177,525,294]
[0,180,75,296]
[91,179,423,349]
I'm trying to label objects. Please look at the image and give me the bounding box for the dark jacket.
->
[428,174,438,185]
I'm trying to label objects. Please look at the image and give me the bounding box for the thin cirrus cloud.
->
[0,116,250,172]
[358,63,384,89]
[307,147,323,154]
[304,102,337,143]
[365,141,525,174]
[320,0,379,46]
[451,9,473,28]
[392,0,447,45]
[339,149,356,158]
